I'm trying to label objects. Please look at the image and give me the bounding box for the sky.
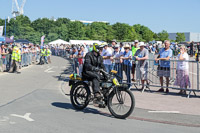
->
[0,0,200,33]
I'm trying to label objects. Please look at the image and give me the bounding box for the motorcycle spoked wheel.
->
[70,82,91,110]
[107,89,135,119]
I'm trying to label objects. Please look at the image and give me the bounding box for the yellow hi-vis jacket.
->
[45,49,51,56]
[12,46,21,62]
[40,49,46,56]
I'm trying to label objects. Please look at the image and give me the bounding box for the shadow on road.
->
[51,102,113,118]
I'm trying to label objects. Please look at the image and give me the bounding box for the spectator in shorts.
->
[155,40,172,93]
[134,42,149,90]
[174,45,190,95]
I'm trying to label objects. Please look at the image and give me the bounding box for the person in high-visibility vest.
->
[45,46,52,64]
[43,46,48,64]
[39,46,46,64]
[9,44,21,73]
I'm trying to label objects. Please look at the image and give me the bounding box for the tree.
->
[47,33,59,42]
[86,22,108,41]
[157,30,169,42]
[31,18,55,35]
[68,21,85,40]
[133,24,154,42]
[112,23,137,42]
[176,32,185,42]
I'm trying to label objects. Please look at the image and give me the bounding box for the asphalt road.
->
[0,56,200,133]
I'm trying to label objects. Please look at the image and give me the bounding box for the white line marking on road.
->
[0,116,9,122]
[44,67,55,73]
[9,121,16,125]
[148,111,180,114]
[11,113,34,122]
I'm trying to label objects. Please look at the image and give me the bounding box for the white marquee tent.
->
[69,40,102,45]
[49,39,70,45]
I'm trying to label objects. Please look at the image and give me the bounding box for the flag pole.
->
[4,16,6,44]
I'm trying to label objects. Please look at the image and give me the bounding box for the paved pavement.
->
[0,56,200,133]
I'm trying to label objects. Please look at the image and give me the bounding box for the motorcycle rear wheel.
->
[70,82,91,110]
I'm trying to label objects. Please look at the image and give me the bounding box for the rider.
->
[82,43,107,107]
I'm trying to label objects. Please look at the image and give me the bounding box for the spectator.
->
[110,44,123,82]
[189,41,194,57]
[155,40,173,93]
[134,42,149,90]
[102,43,112,73]
[1,44,8,72]
[151,44,156,54]
[121,44,132,88]
[111,39,117,47]
[119,42,124,53]
[77,48,84,76]
[70,47,79,74]
[174,45,190,95]
[131,40,139,82]
[89,44,93,52]
[196,43,200,62]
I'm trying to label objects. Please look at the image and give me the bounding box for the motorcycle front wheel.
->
[108,89,135,119]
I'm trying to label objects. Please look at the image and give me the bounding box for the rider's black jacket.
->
[82,51,106,80]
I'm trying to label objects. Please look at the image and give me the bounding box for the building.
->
[168,32,200,42]
[71,20,108,25]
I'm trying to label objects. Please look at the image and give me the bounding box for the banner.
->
[41,35,45,46]
[0,26,3,36]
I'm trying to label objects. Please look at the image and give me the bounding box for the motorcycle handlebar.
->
[99,69,122,80]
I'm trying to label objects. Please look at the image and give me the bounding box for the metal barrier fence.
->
[69,52,199,98]
[0,52,41,72]
[135,58,199,98]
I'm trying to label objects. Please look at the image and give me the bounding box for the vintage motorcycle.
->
[69,69,135,119]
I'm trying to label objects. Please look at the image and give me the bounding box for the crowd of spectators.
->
[68,39,200,95]
[1,39,199,95]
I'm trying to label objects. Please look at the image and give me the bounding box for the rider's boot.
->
[93,93,105,108]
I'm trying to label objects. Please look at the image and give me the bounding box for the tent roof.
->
[0,36,14,43]
[69,40,101,45]
[49,39,70,45]
[15,39,29,44]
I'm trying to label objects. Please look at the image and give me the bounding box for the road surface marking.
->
[44,67,55,73]
[148,111,180,114]
[0,116,9,122]
[11,113,34,122]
